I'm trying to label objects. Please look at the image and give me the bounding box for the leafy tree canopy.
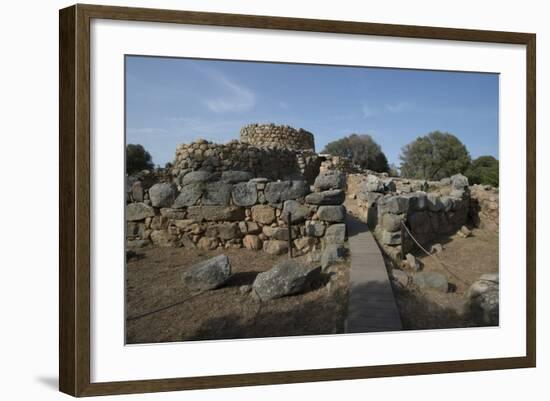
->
[126,143,154,174]
[322,134,389,173]
[399,131,471,180]
[465,155,499,187]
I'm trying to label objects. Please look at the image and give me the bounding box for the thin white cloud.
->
[386,101,414,113]
[279,101,289,110]
[362,104,377,118]
[202,69,256,113]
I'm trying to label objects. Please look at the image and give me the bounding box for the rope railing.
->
[400,220,476,285]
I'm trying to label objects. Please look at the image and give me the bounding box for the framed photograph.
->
[59,4,536,397]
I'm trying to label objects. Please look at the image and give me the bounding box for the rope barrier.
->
[400,221,472,285]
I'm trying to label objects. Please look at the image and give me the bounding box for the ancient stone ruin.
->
[127,124,349,257]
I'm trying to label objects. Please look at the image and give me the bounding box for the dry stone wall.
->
[171,139,321,184]
[351,173,471,261]
[470,184,499,232]
[126,170,348,256]
[240,123,315,151]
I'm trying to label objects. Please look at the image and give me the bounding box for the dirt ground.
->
[126,247,349,344]
[392,227,499,330]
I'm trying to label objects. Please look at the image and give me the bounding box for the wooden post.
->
[400,221,406,260]
[288,212,293,258]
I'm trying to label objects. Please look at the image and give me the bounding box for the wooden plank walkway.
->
[345,215,402,333]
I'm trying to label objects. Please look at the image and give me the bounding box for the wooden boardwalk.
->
[345,215,402,333]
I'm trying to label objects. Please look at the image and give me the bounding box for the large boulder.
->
[305,189,345,205]
[148,183,177,208]
[451,173,469,190]
[180,171,215,186]
[265,180,309,205]
[231,182,258,206]
[126,202,155,221]
[251,205,276,224]
[317,205,346,223]
[466,273,499,325]
[282,200,311,223]
[173,183,204,208]
[202,182,232,206]
[252,259,321,301]
[221,170,254,183]
[181,254,231,291]
[314,170,346,191]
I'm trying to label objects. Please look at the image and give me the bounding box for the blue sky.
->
[126,56,499,167]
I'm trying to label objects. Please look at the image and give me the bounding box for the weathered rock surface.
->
[126,203,155,221]
[202,182,232,206]
[180,171,214,186]
[305,221,326,237]
[262,240,289,255]
[321,244,346,270]
[381,213,404,232]
[150,230,178,247]
[231,182,258,206]
[221,170,254,183]
[282,200,311,223]
[148,183,177,208]
[187,206,245,222]
[252,259,320,301]
[317,205,346,223]
[173,183,204,208]
[262,226,298,241]
[314,170,346,190]
[243,234,262,250]
[324,224,346,245]
[251,204,275,224]
[265,180,309,204]
[451,173,469,190]
[305,189,345,205]
[181,254,231,291]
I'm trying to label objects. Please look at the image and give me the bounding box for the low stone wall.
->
[470,184,499,232]
[240,123,315,151]
[126,170,348,256]
[319,154,361,175]
[352,173,471,261]
[171,139,321,184]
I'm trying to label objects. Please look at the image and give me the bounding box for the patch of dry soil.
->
[126,247,349,344]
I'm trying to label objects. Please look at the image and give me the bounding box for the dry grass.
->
[393,228,499,330]
[126,246,349,344]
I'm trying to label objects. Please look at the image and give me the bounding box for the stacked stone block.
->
[126,170,348,256]
[240,123,315,151]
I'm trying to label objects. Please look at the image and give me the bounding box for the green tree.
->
[126,144,154,174]
[465,155,499,187]
[388,163,400,177]
[322,134,389,172]
[399,131,471,180]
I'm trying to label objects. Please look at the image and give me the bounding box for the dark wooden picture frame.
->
[59,3,536,397]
